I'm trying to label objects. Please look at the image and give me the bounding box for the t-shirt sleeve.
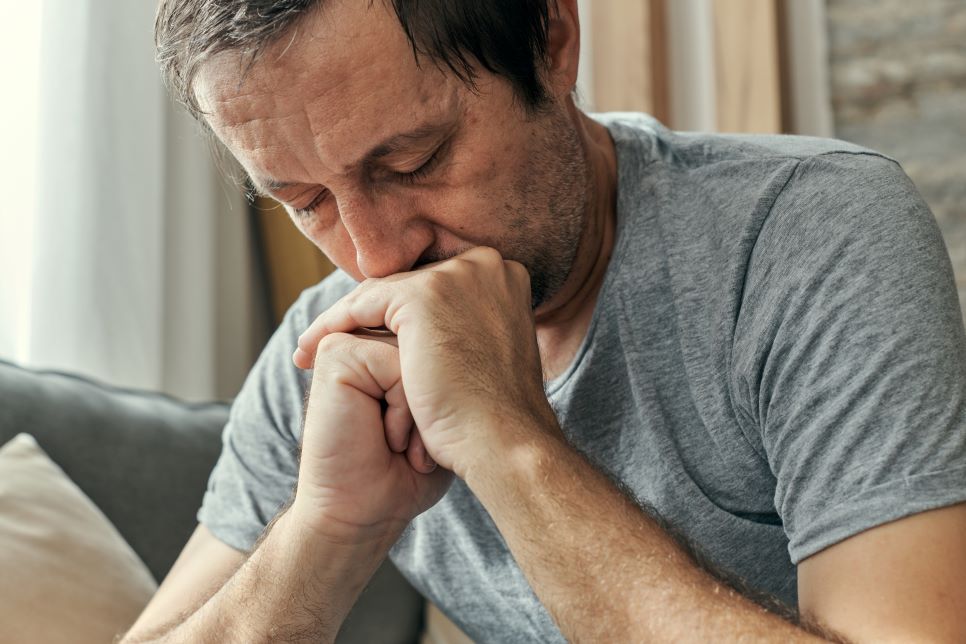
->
[732,151,966,565]
[196,285,328,552]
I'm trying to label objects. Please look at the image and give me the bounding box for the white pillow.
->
[0,433,158,644]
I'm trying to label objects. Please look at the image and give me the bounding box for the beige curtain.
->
[582,0,833,136]
[7,0,268,401]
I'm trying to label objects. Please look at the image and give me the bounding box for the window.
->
[0,3,43,362]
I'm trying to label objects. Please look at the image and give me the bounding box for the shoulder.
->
[591,110,888,165]
[768,149,914,216]
[590,111,901,199]
[592,113,907,233]
[753,150,930,270]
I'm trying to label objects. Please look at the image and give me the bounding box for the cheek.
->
[429,149,525,233]
[287,211,323,245]
[417,187,495,240]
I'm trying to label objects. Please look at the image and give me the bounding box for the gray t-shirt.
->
[198,113,966,642]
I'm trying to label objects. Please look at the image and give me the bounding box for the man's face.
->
[196,1,588,307]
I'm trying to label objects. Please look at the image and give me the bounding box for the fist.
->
[292,332,451,543]
[294,247,560,480]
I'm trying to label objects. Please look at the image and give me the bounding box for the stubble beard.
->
[501,107,590,310]
[415,107,593,310]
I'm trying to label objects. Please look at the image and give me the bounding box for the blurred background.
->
[0,0,963,401]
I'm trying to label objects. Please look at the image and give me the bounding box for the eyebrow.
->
[250,121,455,199]
[251,178,300,199]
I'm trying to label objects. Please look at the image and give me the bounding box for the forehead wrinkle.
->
[197,52,329,190]
[276,2,454,169]
[301,78,464,176]
[242,0,465,179]
[222,115,308,164]
[212,93,320,178]
[201,0,471,193]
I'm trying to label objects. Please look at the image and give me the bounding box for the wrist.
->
[286,494,406,554]
[206,501,394,642]
[459,407,567,495]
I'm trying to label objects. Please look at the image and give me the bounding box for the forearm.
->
[465,428,838,643]
[122,505,392,644]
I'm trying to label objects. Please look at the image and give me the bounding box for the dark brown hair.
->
[155,0,554,120]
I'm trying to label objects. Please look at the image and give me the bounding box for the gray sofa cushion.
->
[0,358,227,582]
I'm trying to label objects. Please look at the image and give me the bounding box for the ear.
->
[544,0,581,99]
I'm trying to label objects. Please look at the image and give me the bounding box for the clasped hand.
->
[289,247,558,542]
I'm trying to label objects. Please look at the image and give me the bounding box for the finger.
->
[295,284,403,369]
[311,333,402,401]
[294,322,398,371]
[459,245,504,266]
[295,247,502,369]
[384,407,413,452]
[353,326,397,339]
[406,428,437,474]
[504,258,532,291]
[350,329,398,347]
[293,346,313,369]
[383,378,413,453]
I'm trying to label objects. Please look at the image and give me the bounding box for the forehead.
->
[194,0,462,178]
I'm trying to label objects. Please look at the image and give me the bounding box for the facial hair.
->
[413,105,591,310]
[500,105,590,309]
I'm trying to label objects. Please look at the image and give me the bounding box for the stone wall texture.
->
[826,0,966,320]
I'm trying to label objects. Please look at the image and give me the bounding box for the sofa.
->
[0,358,425,642]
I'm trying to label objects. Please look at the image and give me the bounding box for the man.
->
[125,0,966,641]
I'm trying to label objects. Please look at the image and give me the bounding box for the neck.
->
[532,108,618,380]
[534,109,618,335]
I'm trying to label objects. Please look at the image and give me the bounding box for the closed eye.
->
[293,189,329,218]
[292,137,451,217]
[392,139,450,185]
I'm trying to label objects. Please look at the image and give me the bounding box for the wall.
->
[827,0,966,319]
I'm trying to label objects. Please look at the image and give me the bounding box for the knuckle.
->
[507,260,531,286]
[315,332,352,355]
[358,275,382,290]
[422,269,450,294]
[445,255,472,271]
[345,338,370,366]
[473,246,502,264]
[506,259,527,277]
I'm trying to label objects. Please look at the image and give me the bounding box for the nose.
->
[337,192,430,278]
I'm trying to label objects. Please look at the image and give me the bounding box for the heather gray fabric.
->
[197,113,966,642]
